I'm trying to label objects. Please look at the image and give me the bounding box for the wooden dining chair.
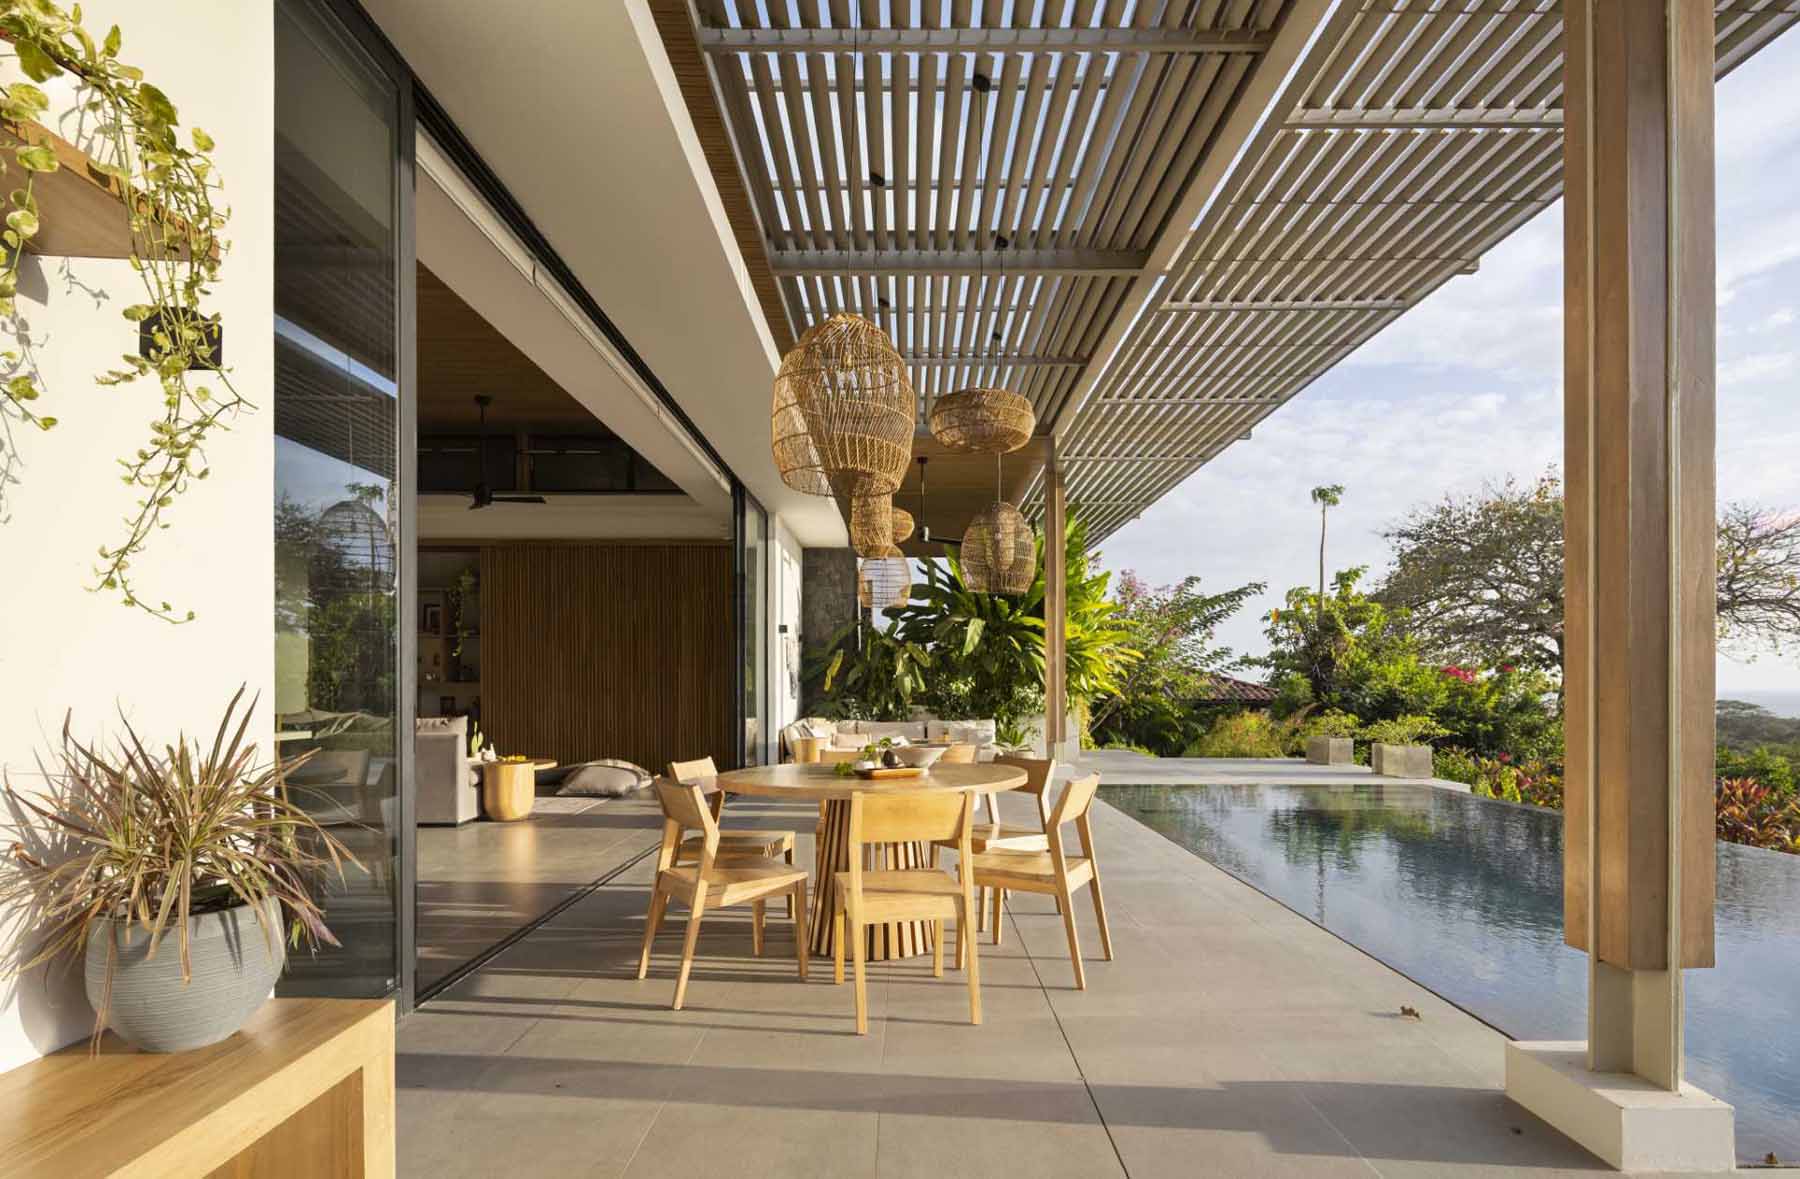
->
[669,756,799,916]
[832,790,981,1034]
[969,772,1113,989]
[637,777,809,1009]
[931,754,1058,931]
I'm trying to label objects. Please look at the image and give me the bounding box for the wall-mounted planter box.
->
[1371,742,1433,779]
[1305,736,1353,766]
[2,118,212,260]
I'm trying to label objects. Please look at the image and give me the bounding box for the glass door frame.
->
[302,0,419,1014]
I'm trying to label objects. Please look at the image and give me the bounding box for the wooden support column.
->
[1043,446,1069,756]
[1563,0,1715,1090]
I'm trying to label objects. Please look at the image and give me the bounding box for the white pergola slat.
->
[1040,0,1798,540]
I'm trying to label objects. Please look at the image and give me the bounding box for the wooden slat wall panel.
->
[480,544,737,774]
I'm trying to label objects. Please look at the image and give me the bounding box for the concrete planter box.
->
[1371,742,1434,779]
[1305,736,1354,766]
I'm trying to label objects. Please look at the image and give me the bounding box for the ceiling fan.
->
[468,394,547,510]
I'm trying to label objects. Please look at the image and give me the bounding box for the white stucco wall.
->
[0,1,274,1071]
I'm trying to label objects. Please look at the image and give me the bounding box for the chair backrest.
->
[849,790,970,847]
[652,776,718,865]
[938,743,977,765]
[993,754,1057,798]
[1048,772,1102,829]
[668,757,717,783]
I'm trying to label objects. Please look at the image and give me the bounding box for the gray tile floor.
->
[396,783,1718,1178]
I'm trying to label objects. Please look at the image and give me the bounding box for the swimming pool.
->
[1103,781,1800,1164]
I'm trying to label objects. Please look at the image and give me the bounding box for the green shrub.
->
[1715,778,1800,852]
[1716,745,1795,796]
[1186,710,1296,758]
[1359,714,1449,746]
[1434,747,1481,785]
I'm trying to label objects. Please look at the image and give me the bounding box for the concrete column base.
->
[1505,1041,1734,1172]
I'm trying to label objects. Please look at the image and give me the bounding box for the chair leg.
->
[1058,883,1086,990]
[1089,872,1114,961]
[752,899,765,957]
[671,887,708,1010]
[961,894,982,1026]
[932,919,944,978]
[991,886,1004,945]
[793,882,810,981]
[850,908,869,1035]
[784,845,796,918]
[833,909,846,985]
[929,844,940,869]
[976,884,988,932]
[636,886,667,979]
[953,910,965,972]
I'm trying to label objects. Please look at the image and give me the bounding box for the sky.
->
[1100,27,1800,703]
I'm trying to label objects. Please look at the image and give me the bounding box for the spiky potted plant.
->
[1,687,354,1052]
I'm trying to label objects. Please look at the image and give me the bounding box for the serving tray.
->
[854,765,927,780]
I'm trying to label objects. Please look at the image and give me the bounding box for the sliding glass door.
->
[272,0,415,1002]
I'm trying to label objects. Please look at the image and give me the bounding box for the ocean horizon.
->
[1720,689,1800,719]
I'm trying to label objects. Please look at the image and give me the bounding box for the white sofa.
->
[781,716,999,761]
[416,715,480,825]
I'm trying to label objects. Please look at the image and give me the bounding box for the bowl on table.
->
[892,744,947,769]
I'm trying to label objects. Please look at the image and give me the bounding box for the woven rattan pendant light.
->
[773,314,914,498]
[770,17,914,500]
[849,494,895,558]
[961,452,1036,595]
[889,505,915,545]
[929,386,1035,453]
[858,554,912,611]
[928,71,1035,458]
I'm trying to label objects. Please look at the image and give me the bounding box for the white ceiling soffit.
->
[1040,0,1800,541]
[362,0,848,547]
[417,137,731,519]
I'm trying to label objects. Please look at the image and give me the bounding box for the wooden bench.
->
[0,997,394,1178]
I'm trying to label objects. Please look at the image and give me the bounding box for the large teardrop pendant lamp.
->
[773,313,915,498]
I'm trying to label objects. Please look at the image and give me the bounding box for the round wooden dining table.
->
[715,761,1026,961]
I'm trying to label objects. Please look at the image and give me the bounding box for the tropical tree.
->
[1376,472,1800,671]
[1310,484,1345,612]
[1087,572,1264,755]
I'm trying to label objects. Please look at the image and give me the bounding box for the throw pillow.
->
[556,758,652,797]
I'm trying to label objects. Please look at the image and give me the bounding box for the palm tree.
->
[1310,484,1345,612]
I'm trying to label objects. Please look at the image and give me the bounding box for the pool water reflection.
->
[1104,782,1800,1164]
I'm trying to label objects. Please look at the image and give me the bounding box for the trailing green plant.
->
[0,687,353,1043]
[0,2,239,622]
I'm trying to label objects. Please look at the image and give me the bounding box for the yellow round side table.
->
[480,759,555,822]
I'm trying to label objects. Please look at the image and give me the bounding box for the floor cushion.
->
[556,758,652,797]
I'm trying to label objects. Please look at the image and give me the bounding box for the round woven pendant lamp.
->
[858,554,913,611]
[889,505,915,545]
[849,495,895,558]
[961,500,1035,595]
[773,313,916,497]
[928,387,1035,454]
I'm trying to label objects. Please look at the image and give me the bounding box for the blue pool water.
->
[1103,782,1800,1164]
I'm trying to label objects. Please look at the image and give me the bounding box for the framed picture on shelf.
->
[422,602,443,634]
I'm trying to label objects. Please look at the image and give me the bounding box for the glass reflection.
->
[272,0,401,998]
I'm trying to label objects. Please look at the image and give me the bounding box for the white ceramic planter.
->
[85,896,285,1053]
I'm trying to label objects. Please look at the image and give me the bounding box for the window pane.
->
[273,0,402,998]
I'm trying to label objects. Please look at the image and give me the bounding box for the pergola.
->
[655,2,1796,1168]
